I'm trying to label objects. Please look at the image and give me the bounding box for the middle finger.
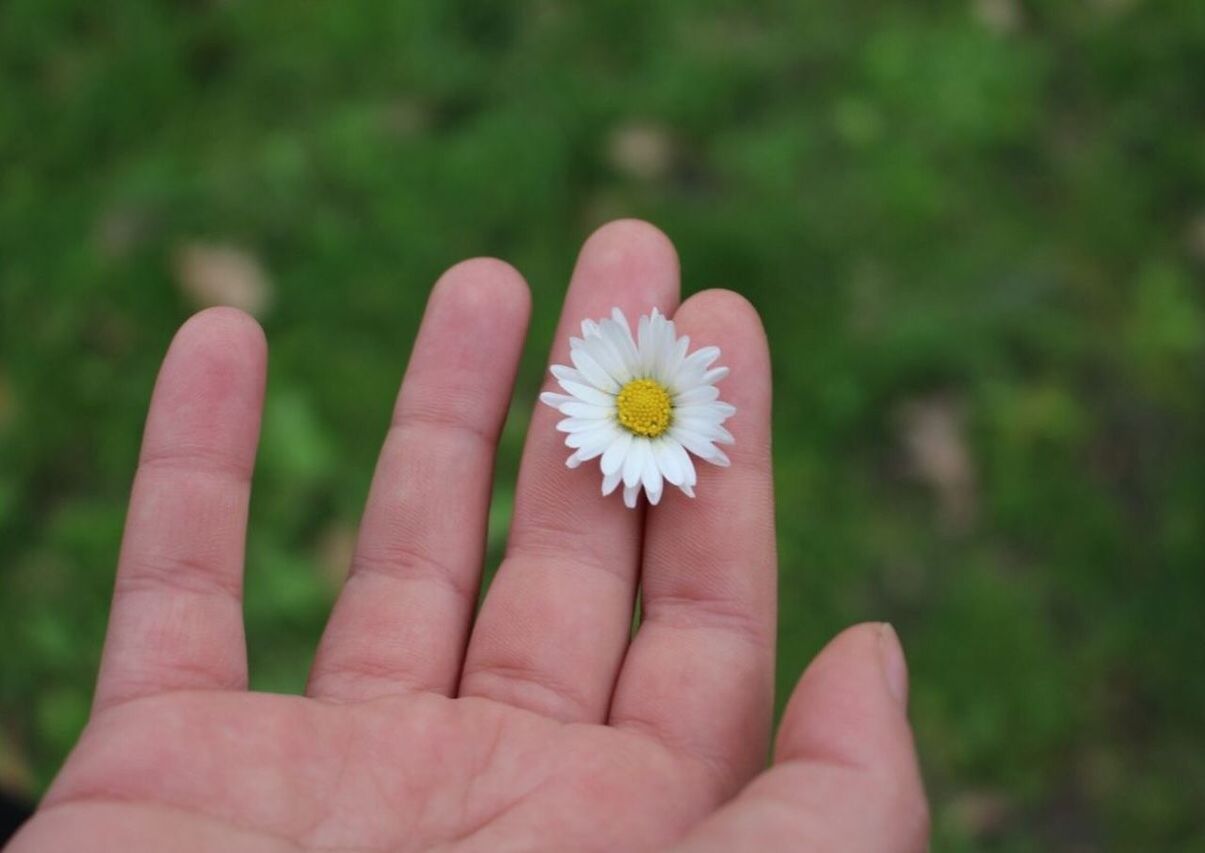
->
[460,220,680,722]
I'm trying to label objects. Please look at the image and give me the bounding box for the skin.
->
[7,221,929,852]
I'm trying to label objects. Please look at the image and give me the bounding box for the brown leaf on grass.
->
[93,206,154,259]
[897,394,978,532]
[0,722,36,798]
[973,0,1022,35]
[0,367,13,431]
[382,98,431,138]
[1086,0,1140,17]
[173,242,274,318]
[607,122,675,182]
[1186,210,1205,265]
[943,789,1013,840]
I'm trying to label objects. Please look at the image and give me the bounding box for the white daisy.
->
[540,307,736,508]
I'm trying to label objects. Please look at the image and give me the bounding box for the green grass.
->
[2,1,1204,848]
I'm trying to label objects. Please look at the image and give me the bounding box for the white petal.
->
[565,427,613,451]
[622,438,648,489]
[654,440,683,486]
[664,334,690,379]
[600,337,636,384]
[659,315,678,375]
[556,378,614,407]
[670,426,722,461]
[674,416,735,444]
[623,484,640,508]
[669,369,705,393]
[672,414,723,432]
[602,317,641,374]
[706,423,736,445]
[708,447,731,467]
[566,424,619,458]
[682,345,721,373]
[671,348,724,391]
[581,334,630,384]
[601,323,635,372]
[642,447,663,497]
[539,391,576,411]
[601,432,633,477]
[559,401,613,419]
[611,307,632,337]
[673,385,719,406]
[680,482,696,498]
[647,485,663,505]
[550,364,587,385]
[637,312,659,376]
[668,439,697,486]
[652,319,676,383]
[566,452,584,468]
[556,416,610,433]
[574,442,608,463]
[602,467,623,496]
[570,346,620,394]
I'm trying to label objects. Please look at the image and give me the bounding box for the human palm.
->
[10,222,927,852]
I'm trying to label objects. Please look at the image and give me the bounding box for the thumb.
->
[671,623,929,852]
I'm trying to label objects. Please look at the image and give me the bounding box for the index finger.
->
[94,308,266,712]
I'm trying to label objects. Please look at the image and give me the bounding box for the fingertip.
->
[158,308,268,421]
[408,258,532,387]
[171,306,267,366]
[572,220,681,314]
[677,288,759,323]
[431,257,532,326]
[582,218,678,267]
[146,307,268,467]
[674,289,769,374]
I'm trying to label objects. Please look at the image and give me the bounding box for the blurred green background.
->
[2,0,1204,849]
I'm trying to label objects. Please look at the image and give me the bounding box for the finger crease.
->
[116,552,243,602]
[350,545,477,603]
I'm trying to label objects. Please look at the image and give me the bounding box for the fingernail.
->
[877,622,909,709]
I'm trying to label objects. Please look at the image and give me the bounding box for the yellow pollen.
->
[616,379,672,438]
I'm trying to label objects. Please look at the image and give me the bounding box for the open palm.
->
[10,221,927,852]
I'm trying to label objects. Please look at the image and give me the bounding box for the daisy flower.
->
[540,307,736,508]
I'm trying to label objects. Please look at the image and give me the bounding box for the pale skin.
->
[8,221,929,852]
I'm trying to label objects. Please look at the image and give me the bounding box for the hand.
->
[9,221,928,852]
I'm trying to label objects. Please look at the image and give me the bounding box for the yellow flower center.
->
[616,378,672,438]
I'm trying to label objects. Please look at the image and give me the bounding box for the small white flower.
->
[540,307,736,508]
